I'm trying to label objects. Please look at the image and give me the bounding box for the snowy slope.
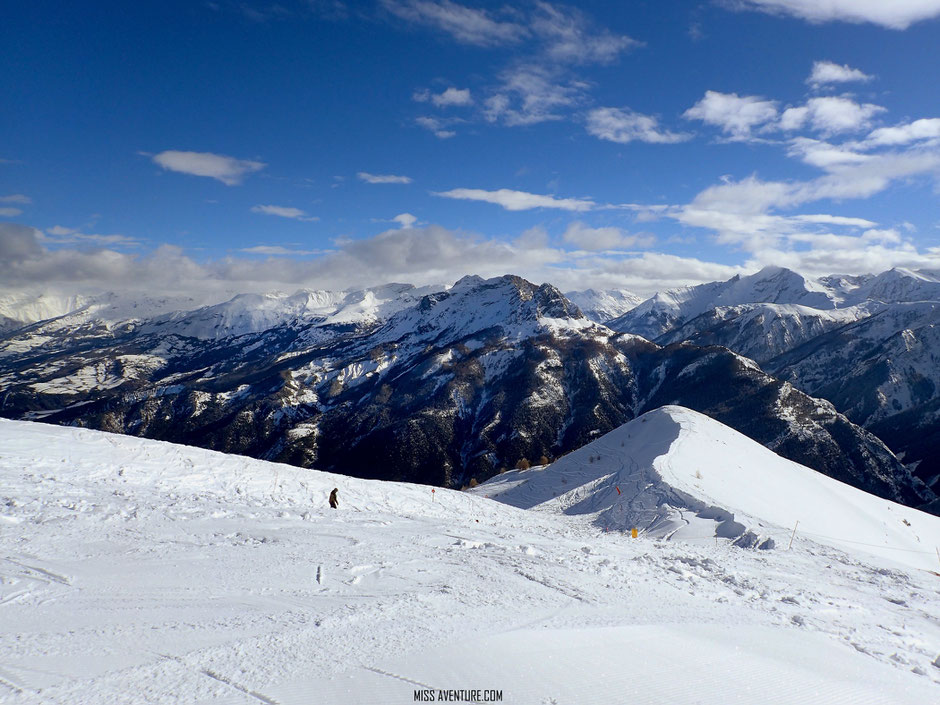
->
[477,406,939,571]
[608,266,940,339]
[609,266,840,338]
[143,284,444,340]
[0,293,92,331]
[564,287,642,323]
[1,418,939,704]
[658,302,874,363]
[0,292,204,334]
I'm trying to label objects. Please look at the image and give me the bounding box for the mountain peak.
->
[479,405,938,571]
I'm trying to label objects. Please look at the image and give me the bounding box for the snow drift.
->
[477,406,940,571]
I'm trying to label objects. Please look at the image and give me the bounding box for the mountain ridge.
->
[0,273,931,513]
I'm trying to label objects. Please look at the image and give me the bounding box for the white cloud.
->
[787,138,870,169]
[250,205,318,221]
[689,175,800,215]
[732,0,940,30]
[381,0,524,46]
[357,172,414,184]
[415,116,457,139]
[0,194,31,204]
[0,208,23,217]
[530,1,640,65]
[791,214,877,228]
[515,225,549,249]
[0,221,741,299]
[864,118,940,147]
[807,60,873,87]
[683,91,778,140]
[238,245,324,255]
[779,106,810,131]
[149,150,265,186]
[568,252,747,295]
[397,5,640,133]
[434,187,596,211]
[798,96,886,135]
[483,94,511,123]
[432,87,472,107]
[385,1,639,67]
[804,149,940,201]
[586,107,692,144]
[37,225,141,248]
[484,64,587,126]
[7,217,940,303]
[661,137,940,261]
[562,221,655,250]
[393,213,418,228]
[744,241,939,279]
[681,147,940,228]
[861,228,903,244]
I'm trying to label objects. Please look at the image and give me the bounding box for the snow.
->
[564,288,642,323]
[1,414,939,704]
[609,266,940,339]
[27,354,166,395]
[136,285,451,341]
[0,294,92,329]
[479,407,938,571]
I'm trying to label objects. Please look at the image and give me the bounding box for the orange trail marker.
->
[615,486,621,495]
[631,527,638,539]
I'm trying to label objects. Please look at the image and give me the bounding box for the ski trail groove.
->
[156,653,279,705]
[0,669,25,696]
[200,668,280,705]
[361,665,436,689]
[4,558,72,586]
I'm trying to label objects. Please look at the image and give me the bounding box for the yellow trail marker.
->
[631,528,638,539]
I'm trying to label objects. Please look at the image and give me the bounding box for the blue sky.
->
[2,0,940,297]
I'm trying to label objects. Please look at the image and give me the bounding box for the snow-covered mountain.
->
[0,292,93,332]
[658,302,875,363]
[479,406,938,570]
[2,414,937,703]
[767,302,940,496]
[563,287,642,323]
[0,274,928,512]
[141,283,446,341]
[608,265,841,340]
[0,291,204,336]
[823,267,940,306]
[610,266,940,499]
[608,266,940,341]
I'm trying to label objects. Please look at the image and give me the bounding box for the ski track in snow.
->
[0,417,938,704]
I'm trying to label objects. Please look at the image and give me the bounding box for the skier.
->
[329,487,339,509]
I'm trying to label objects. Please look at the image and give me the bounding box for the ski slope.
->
[0,415,938,704]
[478,406,938,571]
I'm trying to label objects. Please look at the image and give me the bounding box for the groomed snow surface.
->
[1,408,938,704]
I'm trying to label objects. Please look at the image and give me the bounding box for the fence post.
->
[787,521,800,551]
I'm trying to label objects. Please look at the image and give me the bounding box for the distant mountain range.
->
[604,266,940,504]
[0,268,936,513]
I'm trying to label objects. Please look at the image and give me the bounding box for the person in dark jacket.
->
[329,488,339,509]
